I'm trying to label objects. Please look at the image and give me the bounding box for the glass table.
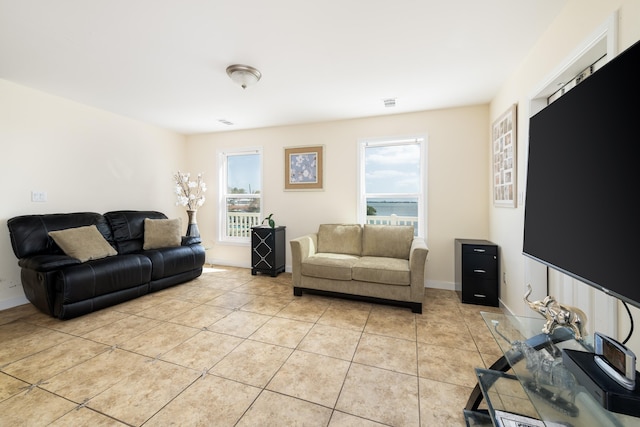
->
[464,312,640,427]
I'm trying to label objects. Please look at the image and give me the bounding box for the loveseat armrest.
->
[289,233,318,286]
[181,236,202,246]
[409,237,429,303]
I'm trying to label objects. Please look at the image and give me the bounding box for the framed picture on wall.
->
[284,145,324,190]
[493,104,517,207]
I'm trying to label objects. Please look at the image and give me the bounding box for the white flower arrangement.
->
[174,171,206,211]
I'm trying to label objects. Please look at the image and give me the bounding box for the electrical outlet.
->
[31,191,47,202]
[503,272,507,284]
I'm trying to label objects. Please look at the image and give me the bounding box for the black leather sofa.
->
[7,210,205,319]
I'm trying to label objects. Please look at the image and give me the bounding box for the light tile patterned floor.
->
[0,265,503,426]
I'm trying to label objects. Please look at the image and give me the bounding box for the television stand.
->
[465,312,638,426]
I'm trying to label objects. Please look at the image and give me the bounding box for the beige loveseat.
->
[289,224,428,313]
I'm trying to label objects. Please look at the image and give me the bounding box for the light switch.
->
[31,191,47,202]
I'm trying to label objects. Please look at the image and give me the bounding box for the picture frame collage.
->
[493,104,517,207]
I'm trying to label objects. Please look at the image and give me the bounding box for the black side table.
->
[251,226,286,277]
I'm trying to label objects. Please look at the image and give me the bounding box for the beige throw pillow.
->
[143,218,182,250]
[362,225,414,259]
[48,225,117,262]
[317,224,363,255]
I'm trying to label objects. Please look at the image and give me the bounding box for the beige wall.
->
[187,105,490,288]
[489,0,640,350]
[3,0,637,354]
[0,79,187,309]
[0,77,490,310]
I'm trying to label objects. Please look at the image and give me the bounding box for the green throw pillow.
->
[48,225,117,262]
[143,218,182,250]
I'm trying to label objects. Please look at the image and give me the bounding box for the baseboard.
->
[206,258,251,269]
[499,299,514,315]
[426,280,456,291]
[206,258,293,273]
[0,295,29,311]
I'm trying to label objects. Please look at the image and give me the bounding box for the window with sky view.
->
[220,149,262,240]
[360,137,425,236]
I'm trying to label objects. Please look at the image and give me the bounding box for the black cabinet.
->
[251,226,286,277]
[455,238,499,307]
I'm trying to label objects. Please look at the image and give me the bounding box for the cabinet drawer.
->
[462,244,497,256]
[461,279,498,306]
[462,254,497,279]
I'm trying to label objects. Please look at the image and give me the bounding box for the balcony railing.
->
[366,214,419,235]
[366,213,417,226]
[227,212,261,238]
[226,213,418,238]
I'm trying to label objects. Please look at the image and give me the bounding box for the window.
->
[547,55,607,104]
[219,148,262,242]
[358,136,426,237]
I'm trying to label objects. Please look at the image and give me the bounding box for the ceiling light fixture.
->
[226,64,262,89]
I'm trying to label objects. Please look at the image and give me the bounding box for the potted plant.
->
[262,213,275,228]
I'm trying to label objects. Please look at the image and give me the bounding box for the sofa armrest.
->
[181,236,202,246]
[18,254,81,272]
[409,237,429,301]
[289,233,318,286]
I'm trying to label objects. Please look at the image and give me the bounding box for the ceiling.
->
[0,0,567,135]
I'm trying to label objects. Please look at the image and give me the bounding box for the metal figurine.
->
[524,284,588,341]
[493,320,579,417]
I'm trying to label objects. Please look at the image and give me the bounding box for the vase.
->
[185,209,200,237]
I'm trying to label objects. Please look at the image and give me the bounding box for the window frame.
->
[357,136,427,238]
[218,146,263,244]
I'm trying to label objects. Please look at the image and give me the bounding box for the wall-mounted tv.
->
[523,39,640,309]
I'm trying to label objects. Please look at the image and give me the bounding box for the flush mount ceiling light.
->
[226,64,262,89]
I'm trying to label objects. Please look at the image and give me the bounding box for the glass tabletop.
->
[480,311,638,427]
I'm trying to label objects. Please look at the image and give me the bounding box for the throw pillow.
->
[317,224,363,255]
[48,225,117,262]
[362,225,414,259]
[143,218,182,250]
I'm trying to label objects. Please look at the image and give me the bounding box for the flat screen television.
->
[523,39,640,309]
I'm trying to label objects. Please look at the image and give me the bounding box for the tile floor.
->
[0,265,503,426]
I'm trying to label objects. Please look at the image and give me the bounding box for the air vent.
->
[383,98,396,108]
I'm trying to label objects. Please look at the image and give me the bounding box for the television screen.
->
[523,39,640,308]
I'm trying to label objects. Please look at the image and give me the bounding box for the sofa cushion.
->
[48,225,117,262]
[105,210,167,254]
[143,218,182,250]
[7,212,112,259]
[56,254,152,303]
[301,253,359,281]
[143,245,204,280]
[317,224,362,255]
[352,256,411,286]
[362,225,414,259]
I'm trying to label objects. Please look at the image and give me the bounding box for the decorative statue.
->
[493,320,579,417]
[524,284,588,341]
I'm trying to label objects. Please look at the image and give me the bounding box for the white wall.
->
[186,105,490,289]
[0,79,187,309]
[489,0,640,352]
